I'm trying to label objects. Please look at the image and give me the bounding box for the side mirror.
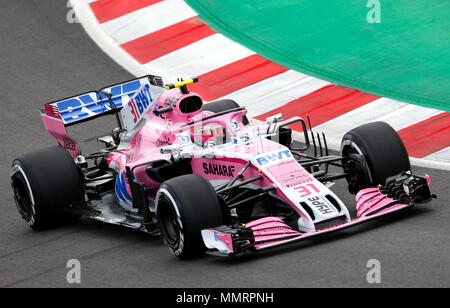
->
[265,113,283,124]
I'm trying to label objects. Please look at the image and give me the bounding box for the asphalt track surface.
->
[0,1,449,288]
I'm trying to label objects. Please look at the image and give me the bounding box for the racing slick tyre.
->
[341,122,411,194]
[156,174,227,259]
[10,146,84,230]
[203,99,250,125]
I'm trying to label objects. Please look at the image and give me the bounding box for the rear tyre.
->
[203,99,249,125]
[156,174,227,259]
[341,122,411,194]
[10,146,84,230]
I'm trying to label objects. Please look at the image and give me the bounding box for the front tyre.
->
[341,122,411,194]
[156,174,227,259]
[10,146,84,230]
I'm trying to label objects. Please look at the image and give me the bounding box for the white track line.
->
[218,70,330,117]
[425,147,450,164]
[315,98,443,143]
[72,0,172,78]
[375,105,444,130]
[100,0,197,44]
[144,34,255,77]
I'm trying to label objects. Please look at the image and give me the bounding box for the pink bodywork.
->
[99,87,321,222]
[40,85,314,216]
[40,105,81,158]
[41,85,344,226]
[41,82,418,255]
[207,189,411,253]
[245,217,302,249]
[106,89,249,189]
[356,187,398,217]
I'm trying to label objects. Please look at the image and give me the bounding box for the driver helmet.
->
[191,123,226,147]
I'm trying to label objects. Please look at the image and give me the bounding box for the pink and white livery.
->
[10,75,436,258]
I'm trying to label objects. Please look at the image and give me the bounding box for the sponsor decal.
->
[294,183,321,197]
[115,172,132,205]
[203,162,236,177]
[164,95,178,107]
[156,136,171,147]
[56,79,143,123]
[231,119,240,132]
[177,135,191,144]
[63,138,77,152]
[253,227,293,235]
[256,149,292,166]
[308,196,336,215]
[241,135,250,142]
[214,231,220,241]
[267,160,314,188]
[126,85,152,125]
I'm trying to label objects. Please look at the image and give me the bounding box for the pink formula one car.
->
[10,76,435,258]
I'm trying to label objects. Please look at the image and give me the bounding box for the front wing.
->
[202,173,434,257]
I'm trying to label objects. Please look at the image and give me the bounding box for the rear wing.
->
[40,75,165,158]
[43,75,165,126]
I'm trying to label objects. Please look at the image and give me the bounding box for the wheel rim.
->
[12,177,33,222]
[157,194,180,246]
[342,142,373,193]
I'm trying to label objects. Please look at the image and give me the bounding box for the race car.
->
[10,75,435,258]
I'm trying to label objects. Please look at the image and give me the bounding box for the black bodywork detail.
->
[383,172,435,204]
[268,127,292,147]
[146,159,193,183]
[203,99,250,125]
[180,96,203,113]
[126,168,156,231]
[208,225,255,257]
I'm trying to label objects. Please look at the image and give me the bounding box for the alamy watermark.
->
[66,0,80,24]
[367,0,382,24]
[66,259,82,284]
[366,259,381,284]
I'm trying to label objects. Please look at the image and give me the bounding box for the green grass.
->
[187,0,450,111]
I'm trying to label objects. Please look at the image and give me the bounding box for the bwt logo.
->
[56,80,142,123]
[256,150,292,165]
[134,86,152,110]
[128,85,153,124]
